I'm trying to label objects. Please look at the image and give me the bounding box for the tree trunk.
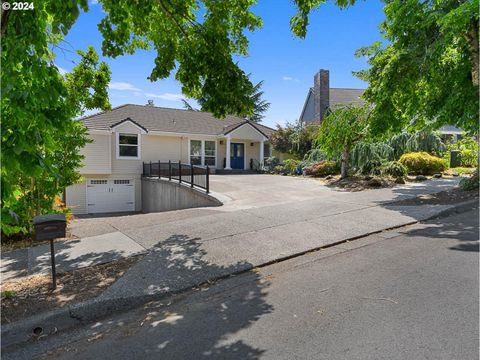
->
[1,8,10,37]
[340,148,349,179]
[465,20,479,87]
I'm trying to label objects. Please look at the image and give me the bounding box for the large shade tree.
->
[355,0,479,136]
[1,4,111,235]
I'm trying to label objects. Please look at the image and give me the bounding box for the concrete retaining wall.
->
[142,177,222,213]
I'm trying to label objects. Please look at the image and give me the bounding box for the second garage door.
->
[86,179,135,214]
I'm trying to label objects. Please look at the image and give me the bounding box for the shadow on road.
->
[48,234,275,360]
[401,208,479,253]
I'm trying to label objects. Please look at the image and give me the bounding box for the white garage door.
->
[86,179,135,214]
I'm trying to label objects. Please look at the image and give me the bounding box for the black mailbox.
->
[33,214,66,241]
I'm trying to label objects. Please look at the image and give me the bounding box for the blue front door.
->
[230,143,245,169]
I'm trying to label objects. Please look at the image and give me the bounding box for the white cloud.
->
[144,92,184,102]
[90,0,99,4]
[282,76,300,82]
[109,81,141,91]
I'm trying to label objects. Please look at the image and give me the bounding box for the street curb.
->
[2,199,478,351]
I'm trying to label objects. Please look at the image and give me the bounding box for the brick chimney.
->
[313,69,330,123]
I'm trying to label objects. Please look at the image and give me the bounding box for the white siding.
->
[80,134,111,174]
[111,133,143,175]
[245,141,260,169]
[142,135,186,163]
[228,124,265,141]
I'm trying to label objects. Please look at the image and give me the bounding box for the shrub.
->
[303,148,327,164]
[460,149,478,167]
[304,160,338,177]
[446,137,478,167]
[263,156,280,171]
[283,159,301,175]
[381,161,408,178]
[399,152,447,175]
[459,171,479,191]
[273,165,287,175]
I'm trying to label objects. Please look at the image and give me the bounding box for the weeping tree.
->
[388,131,446,159]
[316,105,371,179]
[350,142,394,175]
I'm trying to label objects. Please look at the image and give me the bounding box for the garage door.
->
[86,179,135,214]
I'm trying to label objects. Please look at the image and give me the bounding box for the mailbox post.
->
[33,214,66,290]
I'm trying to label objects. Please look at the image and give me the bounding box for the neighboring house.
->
[299,69,463,138]
[66,104,275,214]
[299,69,364,125]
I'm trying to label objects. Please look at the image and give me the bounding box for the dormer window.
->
[117,133,140,159]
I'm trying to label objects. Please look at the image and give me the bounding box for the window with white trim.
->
[204,141,216,166]
[118,133,139,158]
[190,140,202,165]
[264,143,271,158]
[190,140,216,167]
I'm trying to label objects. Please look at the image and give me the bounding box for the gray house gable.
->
[299,69,366,125]
[299,88,315,124]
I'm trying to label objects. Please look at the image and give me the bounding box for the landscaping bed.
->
[1,254,143,324]
[392,187,478,206]
[320,175,396,191]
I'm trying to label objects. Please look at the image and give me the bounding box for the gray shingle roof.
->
[81,104,275,138]
[329,88,365,107]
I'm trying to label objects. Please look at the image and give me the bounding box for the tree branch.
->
[157,0,189,38]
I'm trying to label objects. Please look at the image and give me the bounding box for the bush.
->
[304,160,338,177]
[459,171,479,191]
[263,156,280,171]
[273,165,287,175]
[446,137,478,167]
[399,152,447,175]
[460,149,478,167]
[283,159,301,175]
[381,161,408,177]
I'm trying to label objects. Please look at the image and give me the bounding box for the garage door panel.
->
[87,179,135,214]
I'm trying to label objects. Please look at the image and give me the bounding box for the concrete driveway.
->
[69,174,459,242]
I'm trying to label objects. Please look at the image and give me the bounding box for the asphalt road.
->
[6,208,479,360]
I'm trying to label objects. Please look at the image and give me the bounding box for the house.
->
[299,69,364,125]
[300,69,464,139]
[66,104,275,214]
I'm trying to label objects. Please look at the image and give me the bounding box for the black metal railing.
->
[143,160,210,193]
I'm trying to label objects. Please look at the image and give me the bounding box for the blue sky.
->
[55,0,385,128]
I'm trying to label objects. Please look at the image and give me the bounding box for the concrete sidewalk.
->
[1,233,146,282]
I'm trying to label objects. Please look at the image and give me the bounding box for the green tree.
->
[316,105,371,179]
[270,121,318,159]
[246,80,270,122]
[1,3,111,235]
[182,80,270,122]
[355,0,479,135]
